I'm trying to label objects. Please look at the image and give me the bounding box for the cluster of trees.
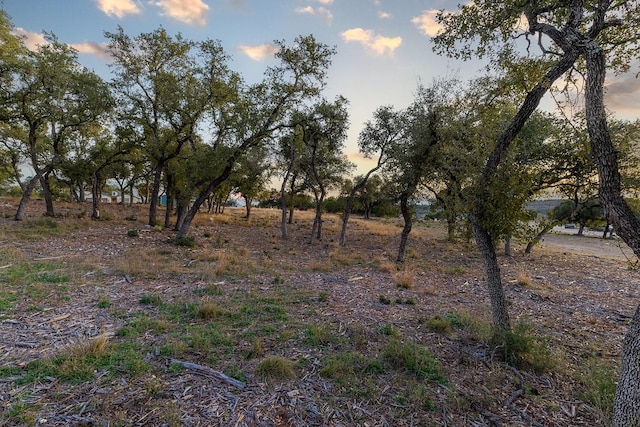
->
[3,1,640,423]
[0,10,349,241]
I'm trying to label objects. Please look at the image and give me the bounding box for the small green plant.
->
[318,291,329,302]
[491,322,552,373]
[125,214,137,221]
[203,231,212,238]
[139,294,163,306]
[153,225,163,231]
[256,356,296,381]
[379,324,398,337]
[127,229,139,237]
[97,295,111,309]
[224,365,247,382]
[379,295,391,305]
[174,236,195,247]
[382,339,447,383]
[577,358,617,420]
[304,324,335,347]
[424,315,453,334]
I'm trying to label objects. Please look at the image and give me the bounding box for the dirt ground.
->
[1,199,639,426]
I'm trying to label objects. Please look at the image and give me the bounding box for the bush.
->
[127,229,139,237]
[174,236,195,247]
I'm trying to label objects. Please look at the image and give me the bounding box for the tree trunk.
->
[280,178,289,240]
[397,196,412,263]
[148,163,163,227]
[243,195,251,219]
[504,235,512,257]
[471,218,511,331]
[525,227,550,254]
[91,172,101,220]
[40,174,55,217]
[580,43,640,427]
[339,190,356,246]
[14,175,41,221]
[577,223,585,236]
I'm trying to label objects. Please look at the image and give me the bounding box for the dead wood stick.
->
[167,358,245,389]
[0,264,12,269]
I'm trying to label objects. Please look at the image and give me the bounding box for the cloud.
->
[378,11,391,19]
[605,72,640,117]
[315,0,333,3]
[13,28,113,62]
[152,0,209,26]
[12,28,48,51]
[341,28,402,55]
[238,43,279,61]
[71,42,114,61]
[95,0,141,18]
[411,10,443,37]
[295,6,333,24]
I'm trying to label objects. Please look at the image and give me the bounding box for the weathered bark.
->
[580,43,640,427]
[471,219,511,330]
[396,196,412,263]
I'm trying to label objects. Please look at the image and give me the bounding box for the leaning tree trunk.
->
[14,175,42,221]
[472,218,511,331]
[580,44,640,427]
[397,196,412,263]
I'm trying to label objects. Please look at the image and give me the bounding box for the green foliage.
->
[127,229,139,237]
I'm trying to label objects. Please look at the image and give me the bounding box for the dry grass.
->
[393,268,415,289]
[70,334,110,358]
[196,300,228,320]
[516,270,533,287]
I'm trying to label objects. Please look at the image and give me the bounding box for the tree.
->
[175,35,338,239]
[434,1,640,423]
[340,106,404,246]
[234,145,272,219]
[106,27,236,227]
[2,32,112,220]
[295,96,351,243]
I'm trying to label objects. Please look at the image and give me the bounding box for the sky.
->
[3,0,639,175]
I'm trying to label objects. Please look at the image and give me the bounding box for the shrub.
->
[127,229,139,237]
[174,236,195,247]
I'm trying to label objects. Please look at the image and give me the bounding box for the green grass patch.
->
[382,340,447,383]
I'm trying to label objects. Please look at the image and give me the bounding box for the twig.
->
[167,358,245,389]
[504,365,544,427]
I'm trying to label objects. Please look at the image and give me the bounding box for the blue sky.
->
[3,0,639,174]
